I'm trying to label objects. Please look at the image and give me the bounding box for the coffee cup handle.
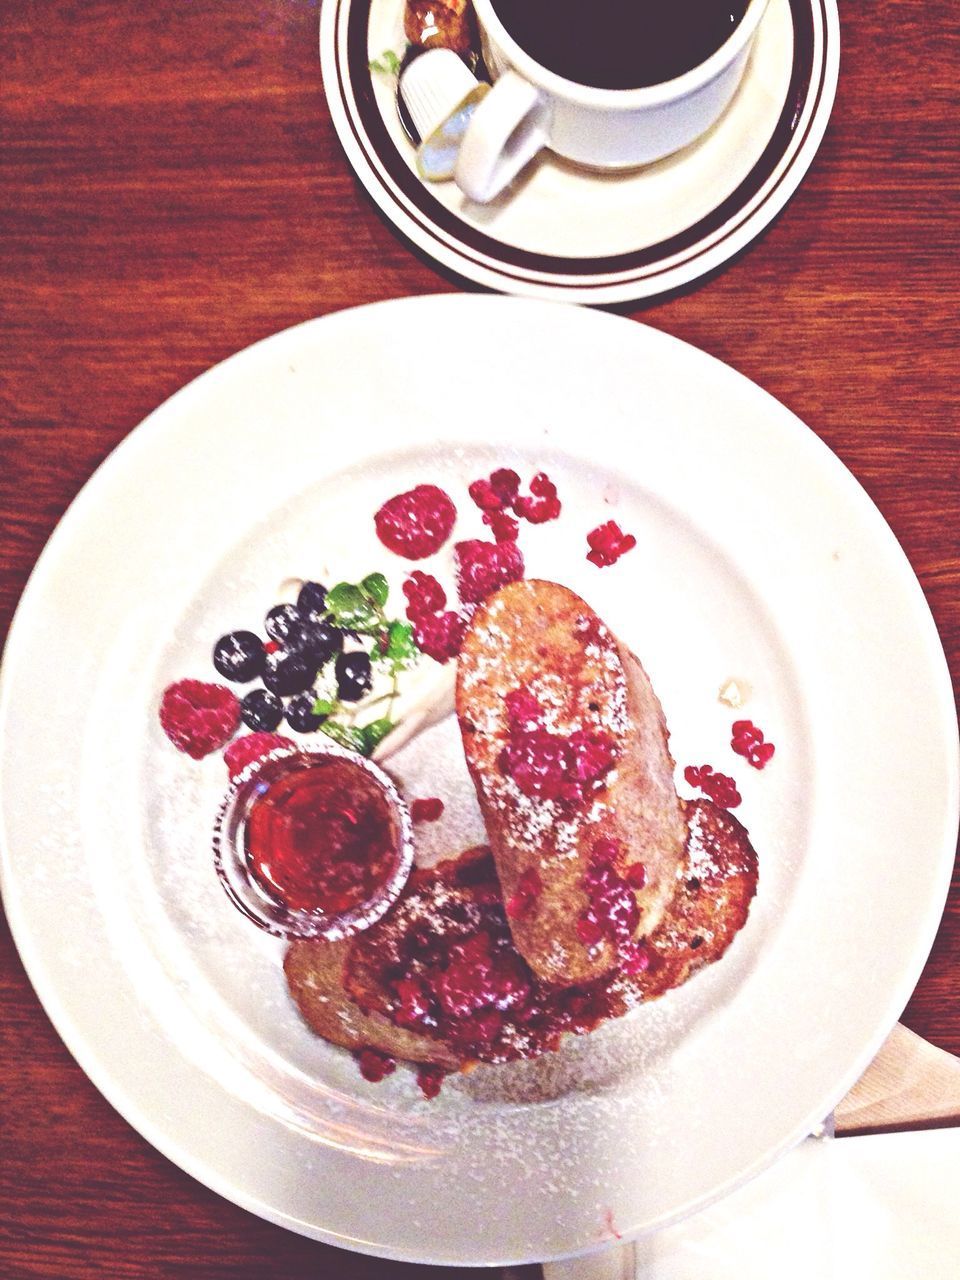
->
[454,70,548,203]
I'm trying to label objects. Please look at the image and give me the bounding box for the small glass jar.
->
[213,741,414,941]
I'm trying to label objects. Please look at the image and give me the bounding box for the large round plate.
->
[0,297,956,1265]
[321,0,840,303]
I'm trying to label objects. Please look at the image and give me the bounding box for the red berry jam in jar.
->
[214,743,413,941]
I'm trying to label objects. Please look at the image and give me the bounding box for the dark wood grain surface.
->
[1,2,958,1276]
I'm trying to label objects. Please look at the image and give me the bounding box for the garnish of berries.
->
[374,484,457,560]
[224,732,294,781]
[515,471,561,524]
[159,680,240,759]
[454,539,524,605]
[355,1047,397,1083]
[731,720,775,770]
[505,867,542,920]
[403,571,447,621]
[413,610,468,664]
[416,1063,447,1099]
[684,764,742,809]
[411,797,444,823]
[586,521,637,568]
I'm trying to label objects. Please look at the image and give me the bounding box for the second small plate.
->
[320,0,840,304]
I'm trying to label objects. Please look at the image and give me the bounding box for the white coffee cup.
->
[454,0,771,202]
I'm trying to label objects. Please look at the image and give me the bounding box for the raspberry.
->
[591,838,621,865]
[576,912,604,947]
[501,730,572,802]
[416,1063,446,1099]
[568,731,617,784]
[515,472,561,524]
[159,679,240,759]
[684,763,742,809]
[224,732,294,781]
[413,610,467,663]
[625,862,647,889]
[468,478,504,511]
[586,521,637,568]
[619,939,651,975]
[731,719,776,769]
[374,484,457,560]
[505,688,542,731]
[355,1047,397,1083]
[411,797,444,822]
[403,571,447,620]
[483,509,520,542]
[454,539,524,605]
[505,867,542,920]
[489,468,521,504]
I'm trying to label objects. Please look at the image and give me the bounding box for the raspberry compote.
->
[214,743,413,941]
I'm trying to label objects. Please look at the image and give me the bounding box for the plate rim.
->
[1,296,957,1265]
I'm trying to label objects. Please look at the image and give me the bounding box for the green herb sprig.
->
[312,573,420,756]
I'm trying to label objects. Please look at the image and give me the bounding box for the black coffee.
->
[489,0,750,90]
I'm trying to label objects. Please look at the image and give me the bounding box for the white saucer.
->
[320,0,840,304]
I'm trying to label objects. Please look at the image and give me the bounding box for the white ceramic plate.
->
[0,297,956,1267]
[320,0,840,303]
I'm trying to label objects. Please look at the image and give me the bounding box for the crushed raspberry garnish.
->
[505,688,542,731]
[731,719,776,770]
[375,484,457,560]
[411,797,444,823]
[625,862,647,889]
[586,521,637,568]
[489,468,521,505]
[501,731,572,802]
[355,1047,397,1083]
[515,471,562,524]
[576,913,605,947]
[454,538,524,605]
[403,571,447,620]
[224,732,294,781]
[505,867,542,920]
[591,838,621,865]
[413,609,467,663]
[416,1063,447,1099]
[568,731,617,784]
[618,939,651,976]
[468,478,504,511]
[684,764,742,809]
[159,679,240,760]
[483,509,520,543]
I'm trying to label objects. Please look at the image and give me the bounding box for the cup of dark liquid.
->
[454,0,771,202]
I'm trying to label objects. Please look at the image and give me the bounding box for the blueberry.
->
[262,648,317,696]
[285,691,327,733]
[212,630,265,682]
[265,603,302,645]
[240,688,283,732]
[297,581,328,621]
[287,619,344,666]
[335,651,373,702]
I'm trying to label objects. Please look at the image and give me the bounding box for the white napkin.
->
[543,1127,960,1280]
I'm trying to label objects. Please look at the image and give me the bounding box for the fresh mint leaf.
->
[319,720,367,754]
[361,572,389,608]
[312,697,337,718]
[325,582,378,630]
[385,620,418,666]
[361,718,394,754]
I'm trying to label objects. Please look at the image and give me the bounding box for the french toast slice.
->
[455,579,687,986]
[283,800,758,1081]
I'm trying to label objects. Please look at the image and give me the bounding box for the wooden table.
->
[1,2,957,1276]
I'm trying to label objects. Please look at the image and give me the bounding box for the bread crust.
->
[455,579,687,985]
